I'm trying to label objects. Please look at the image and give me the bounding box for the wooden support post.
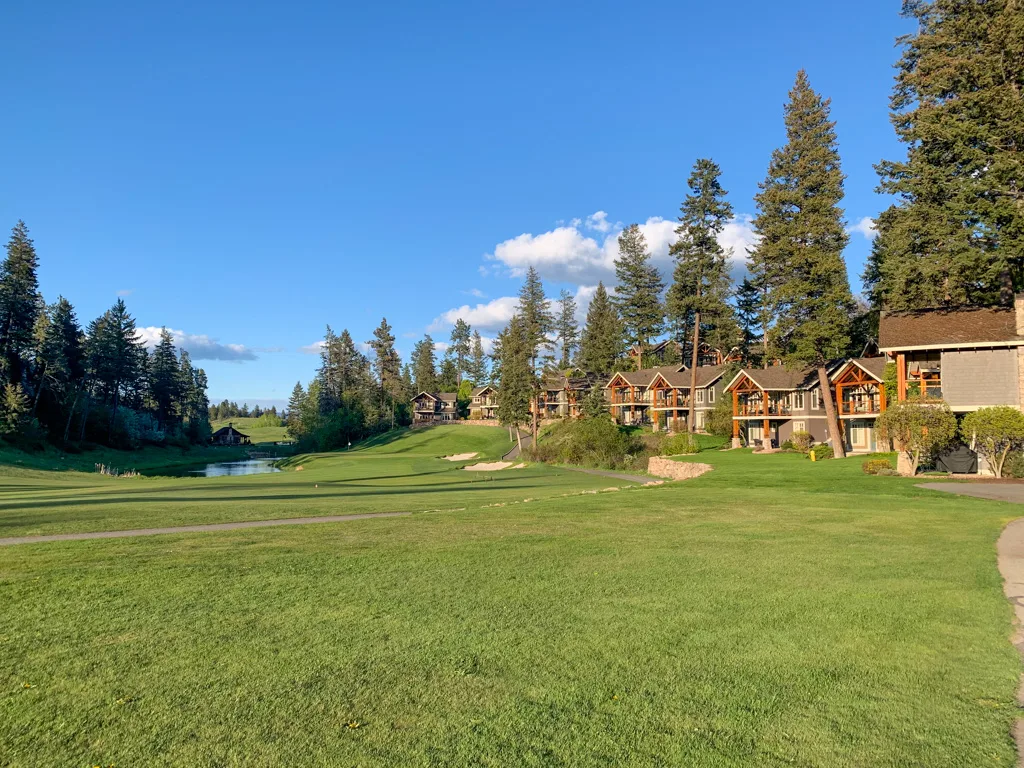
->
[896,353,907,401]
[879,382,887,412]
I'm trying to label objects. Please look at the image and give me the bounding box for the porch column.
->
[896,353,907,401]
[763,417,771,450]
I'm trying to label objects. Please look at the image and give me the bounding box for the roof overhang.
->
[830,359,884,383]
[880,340,1024,353]
[413,391,439,400]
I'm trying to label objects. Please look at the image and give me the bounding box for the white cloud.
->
[485,212,758,286]
[116,289,133,297]
[464,288,487,298]
[428,296,519,334]
[585,211,616,233]
[847,216,878,240]
[300,340,325,355]
[433,341,449,353]
[138,327,257,362]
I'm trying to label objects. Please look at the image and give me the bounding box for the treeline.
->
[0,221,212,450]
[209,401,280,421]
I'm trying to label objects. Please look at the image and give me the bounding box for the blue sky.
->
[1,0,910,407]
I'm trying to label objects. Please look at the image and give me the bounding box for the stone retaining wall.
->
[647,457,714,481]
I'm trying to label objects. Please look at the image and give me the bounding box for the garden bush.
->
[790,430,814,453]
[660,433,699,455]
[862,458,894,475]
[529,417,643,470]
[811,443,834,461]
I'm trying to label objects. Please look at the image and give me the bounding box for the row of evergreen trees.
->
[208,401,279,422]
[0,222,212,450]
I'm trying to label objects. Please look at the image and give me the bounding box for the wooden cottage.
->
[411,391,459,424]
[211,424,251,446]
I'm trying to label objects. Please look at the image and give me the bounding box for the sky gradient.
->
[1,0,911,406]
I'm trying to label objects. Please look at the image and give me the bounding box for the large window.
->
[792,392,805,409]
[708,387,715,403]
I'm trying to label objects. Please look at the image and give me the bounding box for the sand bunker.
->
[464,461,513,471]
[444,453,479,461]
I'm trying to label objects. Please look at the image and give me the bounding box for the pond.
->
[157,459,283,477]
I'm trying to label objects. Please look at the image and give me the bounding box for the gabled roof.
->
[879,305,1024,350]
[830,357,886,383]
[413,391,439,401]
[438,392,458,402]
[606,365,684,388]
[470,385,496,397]
[725,366,820,392]
[212,425,249,438]
[650,364,727,390]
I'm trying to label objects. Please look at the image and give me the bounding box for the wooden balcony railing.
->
[839,398,881,415]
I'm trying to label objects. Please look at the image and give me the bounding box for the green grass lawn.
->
[211,416,292,445]
[0,432,1021,766]
[0,426,619,537]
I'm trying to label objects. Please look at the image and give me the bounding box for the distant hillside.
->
[211,417,292,445]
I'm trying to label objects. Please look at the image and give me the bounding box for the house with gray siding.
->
[724,366,837,448]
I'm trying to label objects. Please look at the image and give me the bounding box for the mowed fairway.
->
[0,427,621,538]
[1,435,1022,766]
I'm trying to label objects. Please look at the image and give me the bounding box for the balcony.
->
[839,396,881,415]
[736,398,791,417]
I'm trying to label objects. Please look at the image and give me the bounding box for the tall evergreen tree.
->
[448,318,472,384]
[368,318,402,429]
[0,221,42,388]
[411,334,438,392]
[554,289,579,370]
[735,277,763,367]
[467,330,489,384]
[517,266,553,436]
[438,357,459,392]
[496,315,532,454]
[149,327,180,428]
[867,0,1024,309]
[667,159,735,431]
[33,297,84,426]
[753,70,854,457]
[612,224,664,355]
[287,382,307,439]
[86,299,146,438]
[578,282,623,374]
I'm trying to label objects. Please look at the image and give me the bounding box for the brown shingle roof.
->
[849,357,887,380]
[879,306,1024,349]
[470,385,495,397]
[653,364,727,389]
[614,365,683,387]
[736,367,820,391]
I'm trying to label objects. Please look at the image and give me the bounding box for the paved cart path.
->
[0,511,411,547]
[918,482,1024,504]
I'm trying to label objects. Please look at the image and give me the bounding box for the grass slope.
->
[0,427,616,537]
[211,417,291,445]
[0,441,1021,765]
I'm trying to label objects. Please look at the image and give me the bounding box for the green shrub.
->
[790,430,813,453]
[780,439,795,451]
[661,433,699,455]
[529,417,643,470]
[862,458,894,475]
[1004,452,1024,479]
[811,443,834,461]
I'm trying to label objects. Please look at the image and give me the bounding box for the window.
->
[792,392,804,409]
[793,421,805,432]
[696,390,704,404]
[708,388,715,403]
[812,390,820,410]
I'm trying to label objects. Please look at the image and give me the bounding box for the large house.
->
[469,385,498,420]
[647,364,728,432]
[411,391,459,424]
[829,357,888,453]
[535,371,606,420]
[725,366,835,449]
[879,301,1024,411]
[605,366,680,426]
[211,423,251,446]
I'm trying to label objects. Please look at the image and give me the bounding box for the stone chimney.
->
[1015,292,1024,337]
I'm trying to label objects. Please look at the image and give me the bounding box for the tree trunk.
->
[817,365,846,459]
[687,312,701,433]
[896,448,916,477]
[516,426,523,455]
[63,389,80,447]
[31,364,47,417]
[532,392,539,440]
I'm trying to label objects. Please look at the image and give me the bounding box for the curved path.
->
[0,511,410,547]
[998,519,1024,765]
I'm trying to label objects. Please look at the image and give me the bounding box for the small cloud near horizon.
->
[137,326,257,362]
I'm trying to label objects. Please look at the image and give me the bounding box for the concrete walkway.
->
[918,482,1024,504]
[998,519,1024,765]
[0,511,410,547]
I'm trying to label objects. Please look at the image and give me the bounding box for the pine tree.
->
[149,327,180,428]
[86,299,146,439]
[368,318,402,429]
[0,221,42,388]
[612,224,664,355]
[554,289,579,370]
[667,159,735,431]
[735,277,763,366]
[0,382,30,438]
[34,297,84,427]
[438,357,459,392]
[448,318,472,384]
[411,334,438,392]
[287,382,307,438]
[467,330,488,384]
[579,282,623,374]
[753,70,854,457]
[867,0,1024,309]
[496,315,532,453]
[517,266,554,436]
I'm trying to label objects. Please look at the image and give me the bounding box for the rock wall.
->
[647,457,713,481]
